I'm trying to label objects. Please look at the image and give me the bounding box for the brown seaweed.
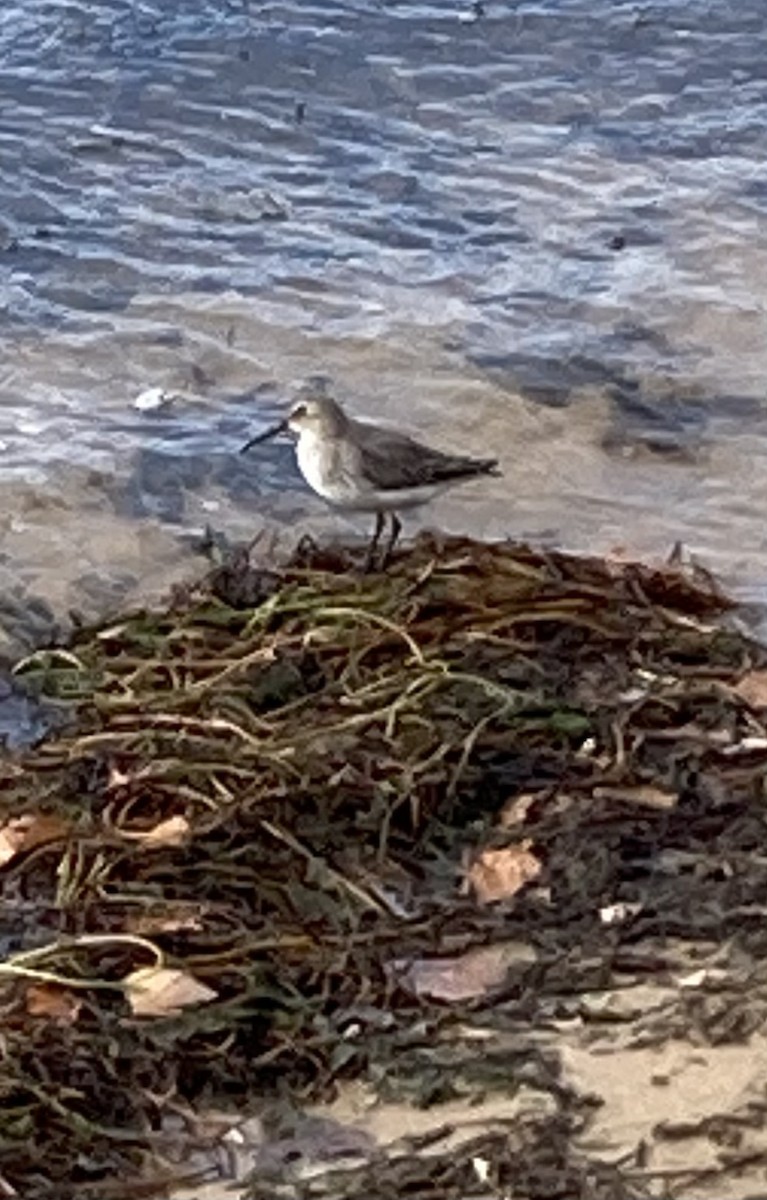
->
[0,533,765,1197]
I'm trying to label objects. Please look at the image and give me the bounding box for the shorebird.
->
[241,385,501,569]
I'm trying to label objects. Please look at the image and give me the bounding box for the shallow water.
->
[2,0,767,658]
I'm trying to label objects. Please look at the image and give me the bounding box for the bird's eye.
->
[292,403,307,419]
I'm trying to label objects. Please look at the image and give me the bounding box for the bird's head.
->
[286,389,347,437]
[241,385,348,452]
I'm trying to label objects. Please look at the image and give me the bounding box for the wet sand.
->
[3,293,767,661]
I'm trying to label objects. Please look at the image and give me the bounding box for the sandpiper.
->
[241,385,501,569]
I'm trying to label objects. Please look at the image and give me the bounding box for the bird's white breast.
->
[295,428,451,512]
[296,430,358,505]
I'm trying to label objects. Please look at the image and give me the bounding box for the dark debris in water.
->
[0,534,767,1196]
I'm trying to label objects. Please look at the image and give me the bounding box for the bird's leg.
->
[363,511,385,573]
[379,512,402,569]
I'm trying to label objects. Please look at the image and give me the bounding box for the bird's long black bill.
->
[240,418,289,453]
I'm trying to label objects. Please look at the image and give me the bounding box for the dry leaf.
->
[733,670,767,708]
[498,791,540,829]
[472,1158,491,1185]
[108,765,132,788]
[0,819,30,867]
[676,968,708,989]
[593,784,678,810]
[599,901,643,926]
[392,941,537,1002]
[0,813,70,868]
[127,815,191,850]
[123,967,217,1017]
[25,983,82,1025]
[723,736,767,755]
[126,903,206,935]
[468,841,542,904]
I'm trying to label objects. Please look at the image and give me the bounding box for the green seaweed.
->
[0,532,762,1198]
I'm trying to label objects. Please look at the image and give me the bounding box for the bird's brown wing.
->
[353,419,500,492]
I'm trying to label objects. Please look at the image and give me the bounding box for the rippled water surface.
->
[1,0,767,651]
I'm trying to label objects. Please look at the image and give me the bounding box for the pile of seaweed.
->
[2,534,767,1198]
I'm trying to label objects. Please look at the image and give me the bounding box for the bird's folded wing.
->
[354,422,498,491]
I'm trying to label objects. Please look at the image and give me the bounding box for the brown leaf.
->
[107,765,132,789]
[498,791,540,829]
[0,813,70,868]
[593,784,677,810]
[393,941,538,1002]
[0,820,30,867]
[599,901,643,926]
[468,841,542,904]
[125,815,191,850]
[733,670,767,709]
[123,966,217,1017]
[25,983,82,1025]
